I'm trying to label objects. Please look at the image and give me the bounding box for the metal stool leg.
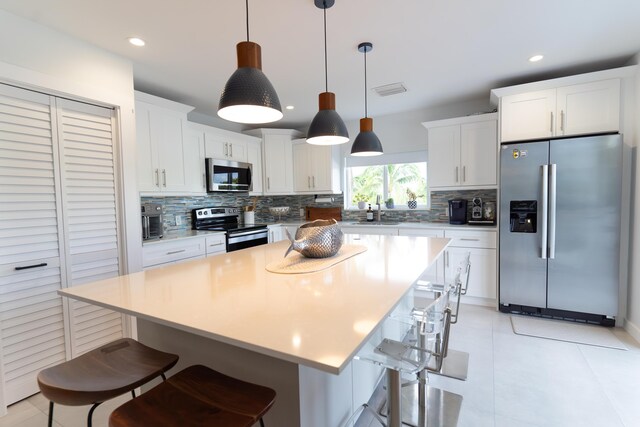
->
[87,402,101,427]
[48,401,54,427]
[387,369,402,427]
[260,419,265,427]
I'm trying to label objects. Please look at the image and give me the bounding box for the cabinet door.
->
[460,120,497,187]
[556,79,620,137]
[309,145,334,192]
[263,134,293,194]
[153,109,188,191]
[182,125,206,193]
[500,89,556,142]
[292,143,311,192]
[446,247,496,300]
[427,125,460,188]
[228,140,247,162]
[268,225,286,243]
[246,140,263,195]
[135,103,160,192]
[204,133,228,159]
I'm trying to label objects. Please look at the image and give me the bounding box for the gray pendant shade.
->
[218,66,283,124]
[307,92,349,145]
[351,42,383,156]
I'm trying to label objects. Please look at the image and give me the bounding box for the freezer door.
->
[547,134,621,316]
[499,141,549,308]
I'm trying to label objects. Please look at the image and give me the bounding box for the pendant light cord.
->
[363,48,368,118]
[323,5,328,92]
[245,0,250,41]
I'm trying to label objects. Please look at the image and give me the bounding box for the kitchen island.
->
[59,234,449,426]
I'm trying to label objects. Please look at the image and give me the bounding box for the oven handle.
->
[227,230,268,244]
[228,229,268,238]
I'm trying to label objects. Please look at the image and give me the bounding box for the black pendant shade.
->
[217,2,283,124]
[351,42,383,156]
[306,0,349,145]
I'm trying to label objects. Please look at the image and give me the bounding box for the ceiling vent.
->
[372,82,407,97]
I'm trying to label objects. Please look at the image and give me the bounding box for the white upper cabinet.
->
[135,91,195,194]
[423,113,497,190]
[204,131,247,162]
[182,124,207,194]
[292,140,341,194]
[499,79,620,142]
[246,139,263,195]
[245,129,303,195]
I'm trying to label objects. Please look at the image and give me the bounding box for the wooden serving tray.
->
[305,206,342,221]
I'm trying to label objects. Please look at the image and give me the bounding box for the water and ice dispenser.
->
[509,201,537,233]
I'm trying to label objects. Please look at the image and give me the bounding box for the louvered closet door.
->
[0,84,68,403]
[55,99,123,357]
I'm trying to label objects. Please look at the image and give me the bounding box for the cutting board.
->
[305,207,342,221]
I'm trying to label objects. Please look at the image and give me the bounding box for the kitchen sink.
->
[349,221,400,226]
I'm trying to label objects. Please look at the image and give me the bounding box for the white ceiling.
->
[2,0,639,132]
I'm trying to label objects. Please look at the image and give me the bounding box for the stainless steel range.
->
[192,207,268,252]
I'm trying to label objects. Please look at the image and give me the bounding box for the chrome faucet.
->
[375,195,382,222]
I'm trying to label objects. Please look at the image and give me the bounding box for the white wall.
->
[627,54,640,341]
[340,98,492,156]
[0,10,140,414]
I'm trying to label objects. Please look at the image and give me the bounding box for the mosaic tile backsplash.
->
[142,189,497,233]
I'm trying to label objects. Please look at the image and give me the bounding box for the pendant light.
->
[218,0,283,124]
[306,0,349,146]
[350,42,383,156]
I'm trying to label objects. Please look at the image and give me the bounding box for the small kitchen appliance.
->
[141,203,163,240]
[471,197,483,220]
[205,158,253,193]
[468,198,496,225]
[448,199,467,225]
[192,207,268,252]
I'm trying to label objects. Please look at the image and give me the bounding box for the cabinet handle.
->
[155,169,159,186]
[229,144,233,158]
[224,143,228,156]
[462,166,466,183]
[459,238,479,241]
[308,176,311,188]
[312,176,315,188]
[445,251,449,268]
[267,177,270,190]
[560,110,565,133]
[162,169,167,187]
[208,242,224,247]
[15,262,48,271]
[455,166,459,183]
[166,249,186,255]
[550,112,554,133]
[203,173,206,188]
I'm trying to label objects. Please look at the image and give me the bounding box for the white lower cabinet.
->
[205,234,226,257]
[267,225,284,243]
[399,228,445,285]
[341,227,399,236]
[142,237,207,269]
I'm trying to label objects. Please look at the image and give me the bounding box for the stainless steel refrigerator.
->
[499,134,621,324]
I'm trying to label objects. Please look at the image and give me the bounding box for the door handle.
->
[560,110,565,133]
[267,177,270,190]
[229,144,233,158]
[541,164,549,259]
[462,166,466,183]
[155,169,159,186]
[15,262,48,271]
[548,164,557,259]
[162,169,167,187]
[224,143,228,156]
[550,112,554,134]
[455,166,459,183]
[459,238,479,242]
[312,176,315,188]
[308,176,311,188]
[166,249,186,255]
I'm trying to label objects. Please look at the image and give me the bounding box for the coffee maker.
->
[448,199,467,224]
[471,197,483,220]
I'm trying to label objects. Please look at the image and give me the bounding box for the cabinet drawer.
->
[205,234,226,256]
[444,230,496,249]
[143,238,205,267]
[398,228,445,238]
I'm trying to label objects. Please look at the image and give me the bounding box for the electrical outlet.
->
[299,208,305,218]
[175,215,182,225]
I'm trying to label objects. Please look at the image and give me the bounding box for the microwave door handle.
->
[142,216,148,239]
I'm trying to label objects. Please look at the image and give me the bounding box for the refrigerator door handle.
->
[548,163,557,259]
[541,164,549,259]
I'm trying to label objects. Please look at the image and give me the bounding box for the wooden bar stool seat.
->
[37,338,179,427]
[109,365,277,427]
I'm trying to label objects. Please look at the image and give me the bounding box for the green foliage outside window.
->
[348,162,427,207]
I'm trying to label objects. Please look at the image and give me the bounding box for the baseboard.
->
[461,295,496,308]
[624,318,640,344]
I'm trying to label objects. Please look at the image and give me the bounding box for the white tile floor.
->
[2,305,640,427]
[356,305,640,427]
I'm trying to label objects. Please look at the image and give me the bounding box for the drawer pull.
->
[15,262,48,271]
[459,238,480,241]
[166,249,187,255]
[208,243,224,247]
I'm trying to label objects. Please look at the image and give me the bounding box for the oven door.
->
[226,228,268,252]
[206,158,252,192]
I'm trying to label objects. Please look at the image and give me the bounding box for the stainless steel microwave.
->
[205,158,253,192]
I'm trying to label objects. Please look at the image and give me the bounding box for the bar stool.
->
[37,338,179,427]
[109,364,277,427]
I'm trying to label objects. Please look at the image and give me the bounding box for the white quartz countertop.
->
[60,235,450,374]
[266,220,496,231]
[142,229,225,245]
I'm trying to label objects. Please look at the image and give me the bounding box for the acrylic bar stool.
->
[37,338,179,427]
[109,364,277,427]
[351,289,450,427]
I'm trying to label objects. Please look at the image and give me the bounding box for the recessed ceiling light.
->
[285,105,295,110]
[529,54,544,62]
[128,37,146,47]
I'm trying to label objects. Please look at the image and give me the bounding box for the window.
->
[346,160,428,209]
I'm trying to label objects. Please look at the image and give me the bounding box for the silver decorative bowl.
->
[284,219,344,258]
[268,206,290,220]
